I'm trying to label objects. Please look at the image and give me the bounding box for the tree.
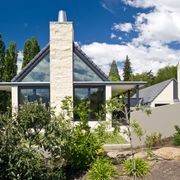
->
[123,55,132,81]
[22,37,40,68]
[3,42,18,82]
[154,65,177,84]
[108,60,121,81]
[0,34,5,81]
[130,70,155,87]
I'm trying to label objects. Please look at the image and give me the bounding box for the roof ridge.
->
[12,42,109,82]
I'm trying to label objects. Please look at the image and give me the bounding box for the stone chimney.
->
[50,10,74,113]
[178,63,180,101]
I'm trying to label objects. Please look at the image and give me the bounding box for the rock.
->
[134,151,148,159]
[153,147,180,160]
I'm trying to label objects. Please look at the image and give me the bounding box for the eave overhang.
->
[74,81,146,91]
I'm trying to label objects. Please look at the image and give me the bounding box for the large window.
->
[73,53,103,81]
[74,86,105,121]
[19,86,50,106]
[21,54,50,82]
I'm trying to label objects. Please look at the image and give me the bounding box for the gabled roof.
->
[73,43,108,81]
[12,43,108,82]
[12,44,50,82]
[132,78,176,104]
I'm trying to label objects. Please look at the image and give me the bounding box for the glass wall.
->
[74,86,105,121]
[19,86,50,106]
[21,54,50,82]
[73,53,103,81]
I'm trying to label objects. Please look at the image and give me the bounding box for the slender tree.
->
[0,34,5,81]
[108,60,121,81]
[3,42,18,81]
[123,55,132,81]
[22,37,40,68]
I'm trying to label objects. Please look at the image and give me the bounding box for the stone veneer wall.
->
[50,22,73,114]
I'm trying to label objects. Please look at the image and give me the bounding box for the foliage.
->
[3,42,18,81]
[0,111,43,179]
[123,55,132,81]
[0,33,5,81]
[154,65,177,84]
[65,100,104,170]
[173,125,180,146]
[145,132,162,148]
[0,34,6,113]
[130,70,155,87]
[108,60,121,81]
[103,132,127,144]
[0,102,69,179]
[87,157,118,180]
[131,120,144,141]
[22,36,40,68]
[123,158,150,177]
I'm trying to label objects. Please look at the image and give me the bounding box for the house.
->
[131,64,180,108]
[0,11,145,128]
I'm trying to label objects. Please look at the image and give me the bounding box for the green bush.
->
[123,158,150,177]
[145,132,162,148]
[65,126,103,170]
[0,102,69,179]
[87,157,118,180]
[173,125,180,146]
[64,100,106,170]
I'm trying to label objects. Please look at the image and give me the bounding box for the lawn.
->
[104,132,128,144]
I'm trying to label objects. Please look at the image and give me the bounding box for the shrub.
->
[173,125,180,146]
[145,132,162,148]
[0,102,69,179]
[65,126,103,170]
[64,100,105,170]
[123,158,150,177]
[87,157,118,180]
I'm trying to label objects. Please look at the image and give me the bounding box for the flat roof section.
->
[74,81,146,91]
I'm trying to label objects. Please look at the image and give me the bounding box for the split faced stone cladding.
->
[50,22,73,113]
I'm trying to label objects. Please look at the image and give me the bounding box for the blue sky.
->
[0,0,144,48]
[1,0,180,76]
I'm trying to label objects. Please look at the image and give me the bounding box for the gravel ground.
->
[146,160,180,180]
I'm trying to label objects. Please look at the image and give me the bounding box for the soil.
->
[77,138,180,180]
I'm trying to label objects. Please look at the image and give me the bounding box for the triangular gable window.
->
[73,53,103,81]
[21,53,50,82]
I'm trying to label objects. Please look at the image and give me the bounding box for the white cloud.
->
[112,22,133,32]
[81,1,180,76]
[81,42,180,75]
[17,51,23,73]
[123,0,180,44]
[110,33,117,39]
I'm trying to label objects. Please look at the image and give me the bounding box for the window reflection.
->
[22,54,50,82]
[74,86,105,121]
[19,87,50,106]
[73,53,102,81]
[90,87,105,120]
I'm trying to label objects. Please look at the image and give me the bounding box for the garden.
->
[0,97,180,180]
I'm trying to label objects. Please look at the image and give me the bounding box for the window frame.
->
[73,85,105,121]
[18,85,50,107]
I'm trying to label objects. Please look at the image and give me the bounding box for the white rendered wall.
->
[11,86,18,115]
[50,22,73,114]
[151,81,174,107]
